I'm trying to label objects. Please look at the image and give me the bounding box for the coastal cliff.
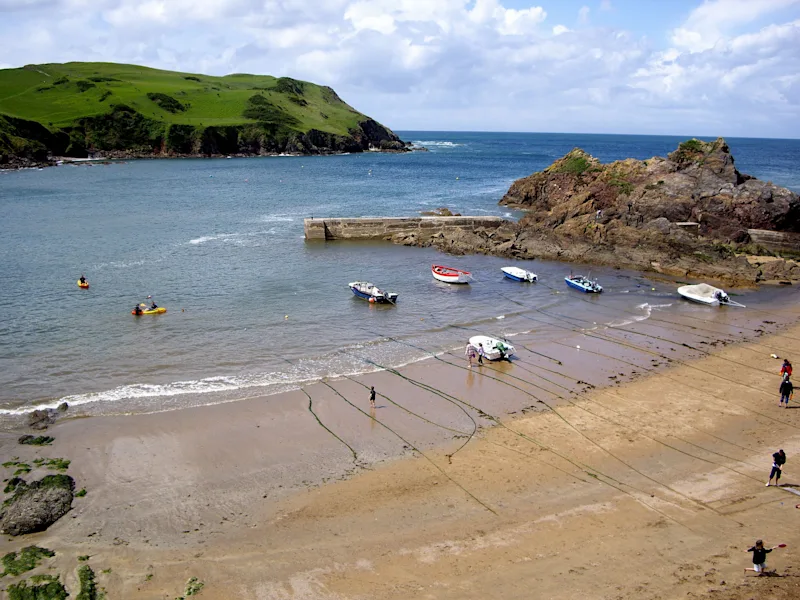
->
[398,138,800,285]
[0,63,409,168]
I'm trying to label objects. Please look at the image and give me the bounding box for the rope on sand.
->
[300,388,359,464]
[318,379,498,516]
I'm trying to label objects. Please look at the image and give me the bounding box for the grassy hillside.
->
[0,62,405,164]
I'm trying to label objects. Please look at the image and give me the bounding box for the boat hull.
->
[565,276,602,293]
[502,267,536,282]
[349,282,398,303]
[432,265,471,284]
[469,335,516,361]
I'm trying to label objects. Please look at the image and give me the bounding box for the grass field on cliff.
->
[0,62,364,135]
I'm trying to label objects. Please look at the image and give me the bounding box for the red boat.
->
[432,264,472,284]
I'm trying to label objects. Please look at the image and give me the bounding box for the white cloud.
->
[0,0,798,137]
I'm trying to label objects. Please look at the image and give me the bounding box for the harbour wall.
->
[304,216,509,241]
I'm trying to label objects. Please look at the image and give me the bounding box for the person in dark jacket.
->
[780,376,793,407]
[745,540,777,574]
[766,449,786,486]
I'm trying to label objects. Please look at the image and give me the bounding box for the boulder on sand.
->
[0,474,75,536]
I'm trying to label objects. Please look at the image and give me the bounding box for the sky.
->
[1,0,799,137]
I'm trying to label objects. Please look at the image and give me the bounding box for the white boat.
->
[565,275,603,293]
[349,281,398,304]
[502,266,537,282]
[432,264,472,284]
[677,283,744,307]
[469,335,516,361]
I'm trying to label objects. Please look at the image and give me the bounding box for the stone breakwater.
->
[304,216,508,241]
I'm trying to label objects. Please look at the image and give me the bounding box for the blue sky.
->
[1,0,799,137]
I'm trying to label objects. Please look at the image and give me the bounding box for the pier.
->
[304,216,509,241]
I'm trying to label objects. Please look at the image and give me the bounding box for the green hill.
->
[0,62,406,166]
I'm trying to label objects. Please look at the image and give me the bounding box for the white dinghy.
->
[469,335,516,361]
[677,283,744,307]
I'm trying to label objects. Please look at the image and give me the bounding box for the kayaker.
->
[133,305,143,315]
[79,275,87,285]
[150,301,158,310]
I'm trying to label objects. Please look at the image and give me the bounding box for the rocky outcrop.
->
[27,403,68,430]
[402,139,798,286]
[0,474,75,536]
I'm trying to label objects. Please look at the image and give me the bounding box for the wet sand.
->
[3,310,800,599]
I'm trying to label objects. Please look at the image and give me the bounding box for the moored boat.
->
[432,264,472,284]
[677,283,743,307]
[469,335,515,361]
[349,281,398,303]
[502,266,537,282]
[565,274,603,293]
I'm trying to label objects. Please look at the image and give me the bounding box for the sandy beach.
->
[3,308,800,599]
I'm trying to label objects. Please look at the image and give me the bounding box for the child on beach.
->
[477,343,485,365]
[465,342,477,368]
[766,449,786,486]
[780,376,793,407]
[745,540,782,575]
[781,359,792,378]
[369,386,376,408]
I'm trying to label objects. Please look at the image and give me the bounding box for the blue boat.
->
[565,275,603,293]
[349,281,398,303]
[501,266,537,282]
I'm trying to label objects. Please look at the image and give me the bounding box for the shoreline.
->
[3,306,800,598]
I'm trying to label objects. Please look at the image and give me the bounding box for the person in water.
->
[79,275,87,284]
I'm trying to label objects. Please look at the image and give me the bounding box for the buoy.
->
[576,345,581,349]
[651,287,656,291]
[285,315,289,319]
[456,176,459,180]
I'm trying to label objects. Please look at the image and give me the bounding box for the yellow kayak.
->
[132,304,166,315]
[77,280,89,289]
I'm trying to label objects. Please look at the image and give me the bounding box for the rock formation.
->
[0,474,75,536]
[402,139,800,285]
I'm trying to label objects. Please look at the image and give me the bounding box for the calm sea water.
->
[1,132,799,420]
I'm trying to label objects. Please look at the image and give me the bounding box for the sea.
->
[2,132,800,422]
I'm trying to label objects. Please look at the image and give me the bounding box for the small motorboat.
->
[677,283,744,307]
[469,335,515,361]
[349,281,398,304]
[77,279,89,289]
[565,274,603,293]
[502,266,537,282]
[432,264,472,284]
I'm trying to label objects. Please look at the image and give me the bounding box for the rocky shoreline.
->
[393,138,800,286]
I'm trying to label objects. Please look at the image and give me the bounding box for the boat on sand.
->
[677,283,743,307]
[432,264,472,284]
[469,335,515,361]
[502,266,537,282]
[349,281,398,303]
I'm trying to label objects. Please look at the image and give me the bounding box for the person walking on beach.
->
[477,343,485,365]
[465,341,477,368]
[781,359,792,378]
[369,386,376,408]
[745,540,781,575]
[780,376,793,408]
[766,449,786,486]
